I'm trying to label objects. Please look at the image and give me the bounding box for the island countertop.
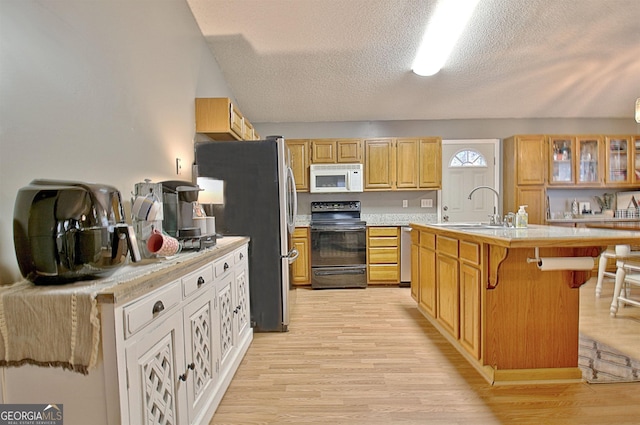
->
[410,223,640,248]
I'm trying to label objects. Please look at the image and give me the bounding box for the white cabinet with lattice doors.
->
[124,276,219,425]
[0,237,251,425]
[215,245,250,376]
[123,242,251,425]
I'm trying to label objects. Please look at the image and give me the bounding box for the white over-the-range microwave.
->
[309,163,364,193]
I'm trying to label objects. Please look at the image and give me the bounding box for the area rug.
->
[578,333,640,383]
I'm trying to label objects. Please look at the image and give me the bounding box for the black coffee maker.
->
[13,179,141,284]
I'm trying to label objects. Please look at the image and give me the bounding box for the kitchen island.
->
[409,223,640,385]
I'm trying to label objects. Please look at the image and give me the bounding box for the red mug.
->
[147,230,181,257]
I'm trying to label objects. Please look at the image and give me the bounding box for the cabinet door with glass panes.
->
[605,135,633,185]
[576,135,603,185]
[633,136,640,184]
[548,136,575,185]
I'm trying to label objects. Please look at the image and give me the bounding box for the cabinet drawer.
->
[420,232,435,249]
[369,264,400,281]
[369,227,398,237]
[369,247,399,263]
[437,236,458,257]
[182,264,214,298]
[214,254,234,278]
[124,279,182,338]
[234,245,248,264]
[459,241,481,265]
[293,227,308,238]
[368,236,399,247]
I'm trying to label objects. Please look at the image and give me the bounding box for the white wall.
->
[0,0,235,283]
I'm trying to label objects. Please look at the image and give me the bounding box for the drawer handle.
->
[152,300,165,315]
[239,253,244,260]
[197,276,205,287]
[224,262,230,271]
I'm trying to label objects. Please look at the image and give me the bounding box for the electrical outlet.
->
[402,200,408,208]
[421,199,433,208]
[176,158,182,175]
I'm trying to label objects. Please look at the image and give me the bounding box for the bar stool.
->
[610,258,640,316]
[596,245,640,297]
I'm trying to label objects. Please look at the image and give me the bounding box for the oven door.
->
[310,224,366,267]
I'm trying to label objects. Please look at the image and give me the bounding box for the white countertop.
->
[412,223,640,248]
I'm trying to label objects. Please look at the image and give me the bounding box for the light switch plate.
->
[421,199,433,208]
[402,200,408,208]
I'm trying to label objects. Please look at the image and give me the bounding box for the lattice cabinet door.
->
[234,265,251,341]
[216,274,236,373]
[183,287,219,423]
[125,310,188,425]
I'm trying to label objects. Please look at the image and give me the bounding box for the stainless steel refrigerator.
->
[194,137,298,332]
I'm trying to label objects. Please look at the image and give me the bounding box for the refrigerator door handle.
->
[283,247,299,263]
[286,166,297,234]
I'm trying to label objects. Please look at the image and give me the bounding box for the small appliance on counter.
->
[131,179,164,258]
[13,179,141,285]
[159,180,216,250]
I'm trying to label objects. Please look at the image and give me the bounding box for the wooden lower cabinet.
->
[410,230,420,301]
[459,263,481,360]
[367,226,400,284]
[436,250,459,338]
[291,227,311,285]
[415,231,483,360]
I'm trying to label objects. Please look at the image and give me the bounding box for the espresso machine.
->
[160,180,216,250]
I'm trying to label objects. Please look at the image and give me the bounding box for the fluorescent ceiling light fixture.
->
[412,0,481,77]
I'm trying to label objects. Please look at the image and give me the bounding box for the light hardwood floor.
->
[210,278,640,425]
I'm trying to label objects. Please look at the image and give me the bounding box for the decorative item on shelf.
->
[594,193,615,216]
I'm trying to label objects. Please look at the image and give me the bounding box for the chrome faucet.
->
[468,186,501,224]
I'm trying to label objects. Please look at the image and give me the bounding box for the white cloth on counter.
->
[0,278,102,375]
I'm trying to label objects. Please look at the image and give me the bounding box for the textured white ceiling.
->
[187,0,640,123]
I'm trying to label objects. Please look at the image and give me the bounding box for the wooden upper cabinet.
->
[336,139,362,163]
[514,135,547,185]
[310,139,362,163]
[365,139,395,190]
[195,98,258,141]
[310,140,336,163]
[286,139,310,192]
[365,137,442,191]
[396,139,419,188]
[604,135,633,186]
[548,135,604,186]
[633,136,640,185]
[419,138,442,188]
[548,135,575,185]
[395,138,442,189]
[575,135,603,185]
